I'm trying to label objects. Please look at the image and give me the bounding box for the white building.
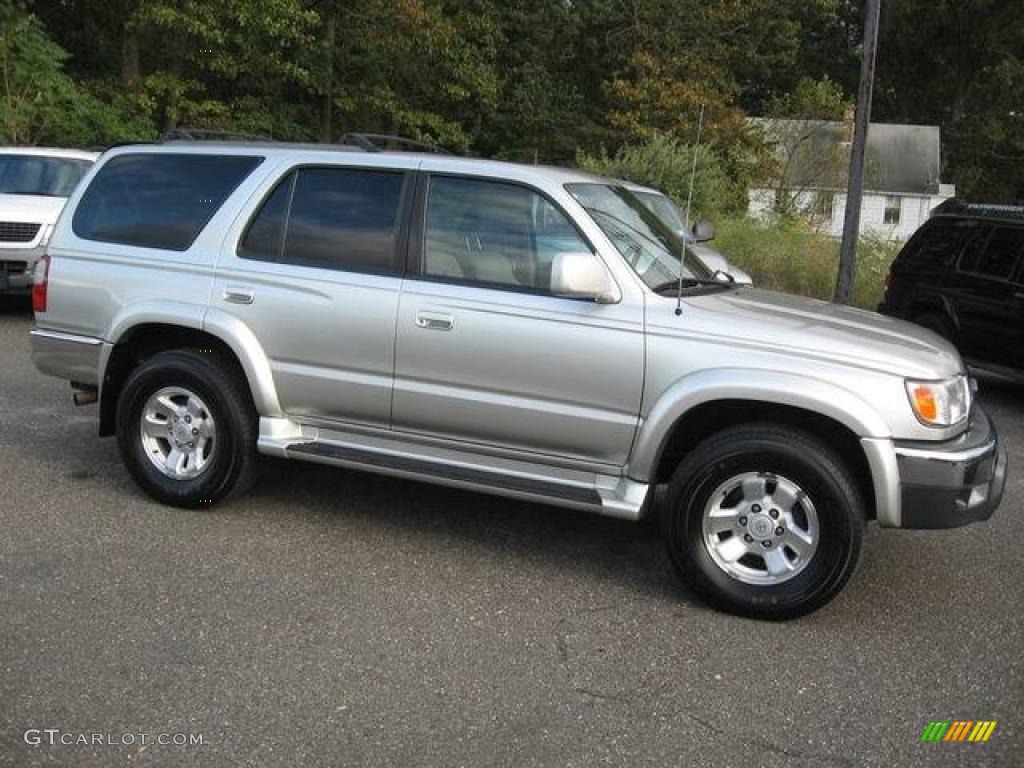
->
[748,118,955,241]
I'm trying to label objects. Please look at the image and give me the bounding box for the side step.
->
[289,441,602,508]
[258,419,649,520]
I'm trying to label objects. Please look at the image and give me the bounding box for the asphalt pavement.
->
[0,298,1020,767]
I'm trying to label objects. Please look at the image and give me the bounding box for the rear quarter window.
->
[73,153,263,251]
[896,218,977,270]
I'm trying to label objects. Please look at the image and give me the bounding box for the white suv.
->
[0,147,97,295]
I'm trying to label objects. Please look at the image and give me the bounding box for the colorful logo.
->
[920,721,997,742]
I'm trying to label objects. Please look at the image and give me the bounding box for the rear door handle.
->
[222,286,255,305]
[1015,291,1024,301]
[415,311,454,331]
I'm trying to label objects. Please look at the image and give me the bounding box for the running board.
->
[258,419,649,520]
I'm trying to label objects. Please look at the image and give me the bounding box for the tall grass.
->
[714,218,900,310]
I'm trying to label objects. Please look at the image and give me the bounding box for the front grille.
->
[0,222,42,243]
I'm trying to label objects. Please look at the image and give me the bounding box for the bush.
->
[714,218,900,310]
[576,133,737,219]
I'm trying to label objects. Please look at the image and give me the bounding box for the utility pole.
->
[834,0,881,304]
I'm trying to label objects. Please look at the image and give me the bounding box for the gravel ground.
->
[0,299,1020,767]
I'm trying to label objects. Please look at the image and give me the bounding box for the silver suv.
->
[30,142,1007,619]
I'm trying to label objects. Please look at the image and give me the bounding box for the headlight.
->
[905,376,970,427]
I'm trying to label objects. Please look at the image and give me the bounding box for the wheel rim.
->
[139,386,217,480]
[701,471,819,586]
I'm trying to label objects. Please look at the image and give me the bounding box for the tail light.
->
[32,254,51,314]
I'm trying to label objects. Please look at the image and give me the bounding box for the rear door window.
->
[238,167,406,274]
[73,153,262,251]
[968,226,1024,281]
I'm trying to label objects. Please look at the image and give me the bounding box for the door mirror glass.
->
[551,252,619,303]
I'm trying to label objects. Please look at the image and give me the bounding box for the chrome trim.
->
[893,440,997,464]
[29,328,104,345]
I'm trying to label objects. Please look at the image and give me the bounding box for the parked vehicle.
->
[30,141,1006,619]
[623,181,753,285]
[0,147,97,295]
[879,200,1024,382]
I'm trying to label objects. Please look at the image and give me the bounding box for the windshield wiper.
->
[652,276,733,295]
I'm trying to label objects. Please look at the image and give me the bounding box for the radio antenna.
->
[676,103,705,316]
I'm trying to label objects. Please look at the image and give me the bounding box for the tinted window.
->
[0,154,92,197]
[73,154,262,251]
[973,227,1023,280]
[240,168,405,273]
[238,174,292,262]
[423,176,591,292]
[956,227,992,273]
[898,219,975,268]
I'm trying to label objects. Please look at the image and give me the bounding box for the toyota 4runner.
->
[29,141,1007,619]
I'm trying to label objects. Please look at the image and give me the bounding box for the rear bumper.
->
[29,328,104,387]
[893,407,1006,529]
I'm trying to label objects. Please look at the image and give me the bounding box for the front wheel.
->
[116,349,258,508]
[661,424,864,620]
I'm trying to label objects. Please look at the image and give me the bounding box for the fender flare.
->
[627,368,891,482]
[202,308,284,417]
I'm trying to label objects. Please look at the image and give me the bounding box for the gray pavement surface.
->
[0,299,1020,767]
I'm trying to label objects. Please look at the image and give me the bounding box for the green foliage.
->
[875,0,1024,202]
[576,134,738,219]
[766,76,850,121]
[2,0,1018,235]
[715,218,900,310]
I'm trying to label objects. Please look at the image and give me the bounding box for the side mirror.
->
[692,221,716,242]
[551,252,620,303]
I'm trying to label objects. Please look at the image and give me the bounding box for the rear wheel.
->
[116,349,258,508]
[661,424,864,620]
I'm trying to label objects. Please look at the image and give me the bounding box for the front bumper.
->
[892,407,1007,529]
[0,241,45,294]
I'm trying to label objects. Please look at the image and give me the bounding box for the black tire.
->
[116,349,258,508]
[660,424,864,620]
[915,311,957,346]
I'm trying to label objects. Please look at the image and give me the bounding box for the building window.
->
[883,195,901,225]
[813,191,834,220]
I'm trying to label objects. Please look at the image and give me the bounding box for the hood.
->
[656,287,964,379]
[0,193,68,225]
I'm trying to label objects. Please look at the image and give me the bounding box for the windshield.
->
[635,191,688,235]
[566,183,711,289]
[0,154,92,197]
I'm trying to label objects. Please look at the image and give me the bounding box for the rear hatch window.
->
[73,153,262,251]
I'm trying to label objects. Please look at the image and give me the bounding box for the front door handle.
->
[415,311,454,331]
[222,286,255,305]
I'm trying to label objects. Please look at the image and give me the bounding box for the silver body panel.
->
[29,142,981,525]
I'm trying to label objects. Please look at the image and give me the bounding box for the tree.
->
[757,76,853,218]
[874,0,1024,202]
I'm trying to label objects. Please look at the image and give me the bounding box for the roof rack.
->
[339,132,452,155]
[932,198,1024,223]
[160,128,275,142]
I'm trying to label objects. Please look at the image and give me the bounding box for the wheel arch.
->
[98,309,282,436]
[629,371,888,520]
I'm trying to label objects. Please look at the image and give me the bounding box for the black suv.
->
[879,200,1024,381]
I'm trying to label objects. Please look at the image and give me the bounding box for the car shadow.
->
[244,457,697,606]
[0,295,32,316]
